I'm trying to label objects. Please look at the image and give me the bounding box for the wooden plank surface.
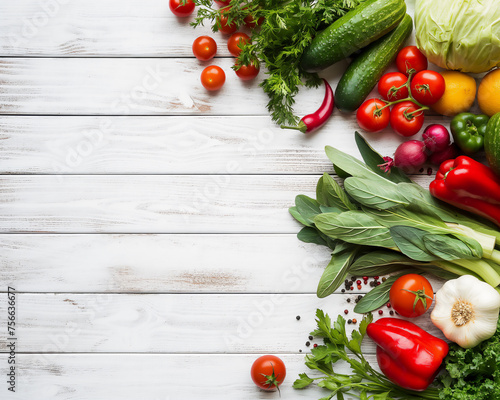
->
[0,293,445,353]
[0,353,367,399]
[0,175,434,233]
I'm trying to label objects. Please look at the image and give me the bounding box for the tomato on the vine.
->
[390,101,424,137]
[410,70,446,105]
[192,36,217,61]
[218,10,238,34]
[169,0,195,17]
[356,98,390,132]
[378,72,409,101]
[235,61,259,80]
[201,65,226,91]
[227,32,250,57]
[251,355,286,392]
[396,46,428,75]
[389,274,434,318]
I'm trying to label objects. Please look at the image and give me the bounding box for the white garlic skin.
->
[431,275,500,349]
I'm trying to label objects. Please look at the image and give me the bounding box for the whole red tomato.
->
[389,274,434,318]
[390,101,424,137]
[396,46,428,75]
[201,65,226,91]
[378,72,409,101]
[227,32,250,57]
[251,355,286,392]
[219,10,238,34]
[356,98,390,132]
[192,36,217,61]
[169,0,195,17]
[410,70,446,105]
[235,61,259,80]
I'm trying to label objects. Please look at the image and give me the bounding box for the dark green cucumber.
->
[485,113,500,175]
[300,0,406,73]
[335,14,413,113]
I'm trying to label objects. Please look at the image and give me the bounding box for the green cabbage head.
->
[415,0,500,73]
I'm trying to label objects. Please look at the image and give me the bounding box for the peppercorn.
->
[362,276,368,281]
[351,276,356,281]
[296,315,301,320]
[427,167,433,175]
[354,298,359,303]
[344,309,348,315]
[308,335,313,340]
[374,276,379,280]
[306,341,310,346]
[346,298,351,303]
[358,295,363,300]
[356,280,361,285]
[350,286,354,291]
[357,284,362,290]
[382,277,387,282]
[352,318,357,324]
[341,289,345,293]
[378,310,383,315]
[299,349,302,353]
[348,319,352,324]
[377,281,381,286]
[364,280,368,285]
[313,344,318,348]
[387,303,391,308]
[390,311,394,316]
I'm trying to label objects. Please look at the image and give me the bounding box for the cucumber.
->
[484,113,500,175]
[335,14,413,113]
[300,0,406,73]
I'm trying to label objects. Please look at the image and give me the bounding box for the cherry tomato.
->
[410,70,446,105]
[169,0,195,17]
[251,355,286,392]
[396,46,428,75]
[356,98,390,133]
[378,72,409,101]
[389,274,434,318]
[227,32,250,57]
[215,0,231,6]
[219,10,238,35]
[192,36,217,61]
[244,14,264,29]
[390,101,425,137]
[235,61,260,80]
[201,65,226,91]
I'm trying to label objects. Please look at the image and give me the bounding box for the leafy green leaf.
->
[390,226,438,262]
[295,195,322,225]
[325,145,396,187]
[423,234,481,260]
[293,373,314,389]
[372,392,390,400]
[344,177,410,210]
[354,132,411,184]
[317,248,358,298]
[314,211,396,249]
[320,205,343,214]
[321,173,357,211]
[349,250,420,276]
[297,226,328,246]
[289,206,311,227]
[354,273,407,313]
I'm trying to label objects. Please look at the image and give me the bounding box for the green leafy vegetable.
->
[354,273,407,313]
[439,317,500,399]
[317,247,359,298]
[294,309,441,399]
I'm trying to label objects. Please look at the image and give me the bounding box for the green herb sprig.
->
[191,0,366,125]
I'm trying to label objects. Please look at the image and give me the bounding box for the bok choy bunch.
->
[291,133,500,312]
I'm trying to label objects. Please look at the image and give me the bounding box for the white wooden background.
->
[0,1,451,399]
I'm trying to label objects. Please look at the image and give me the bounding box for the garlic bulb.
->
[431,275,500,349]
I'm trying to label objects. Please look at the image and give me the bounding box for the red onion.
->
[394,140,428,173]
[422,124,451,153]
[429,144,459,166]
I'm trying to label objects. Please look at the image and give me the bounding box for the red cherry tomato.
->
[201,65,226,91]
[410,70,446,105]
[192,36,217,61]
[169,0,195,17]
[219,10,238,35]
[390,101,425,137]
[356,98,390,133]
[389,274,434,318]
[377,72,409,101]
[215,0,231,6]
[396,46,428,75]
[235,62,259,80]
[244,14,264,29]
[251,355,286,392]
[227,32,250,57]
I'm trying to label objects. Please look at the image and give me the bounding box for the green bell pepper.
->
[450,113,490,155]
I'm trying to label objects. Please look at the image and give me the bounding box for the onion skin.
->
[394,140,428,173]
[423,124,451,153]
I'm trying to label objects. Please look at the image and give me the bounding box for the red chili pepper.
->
[429,156,500,226]
[281,79,334,133]
[367,318,448,391]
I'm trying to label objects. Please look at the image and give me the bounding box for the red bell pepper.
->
[366,318,448,391]
[429,156,500,226]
